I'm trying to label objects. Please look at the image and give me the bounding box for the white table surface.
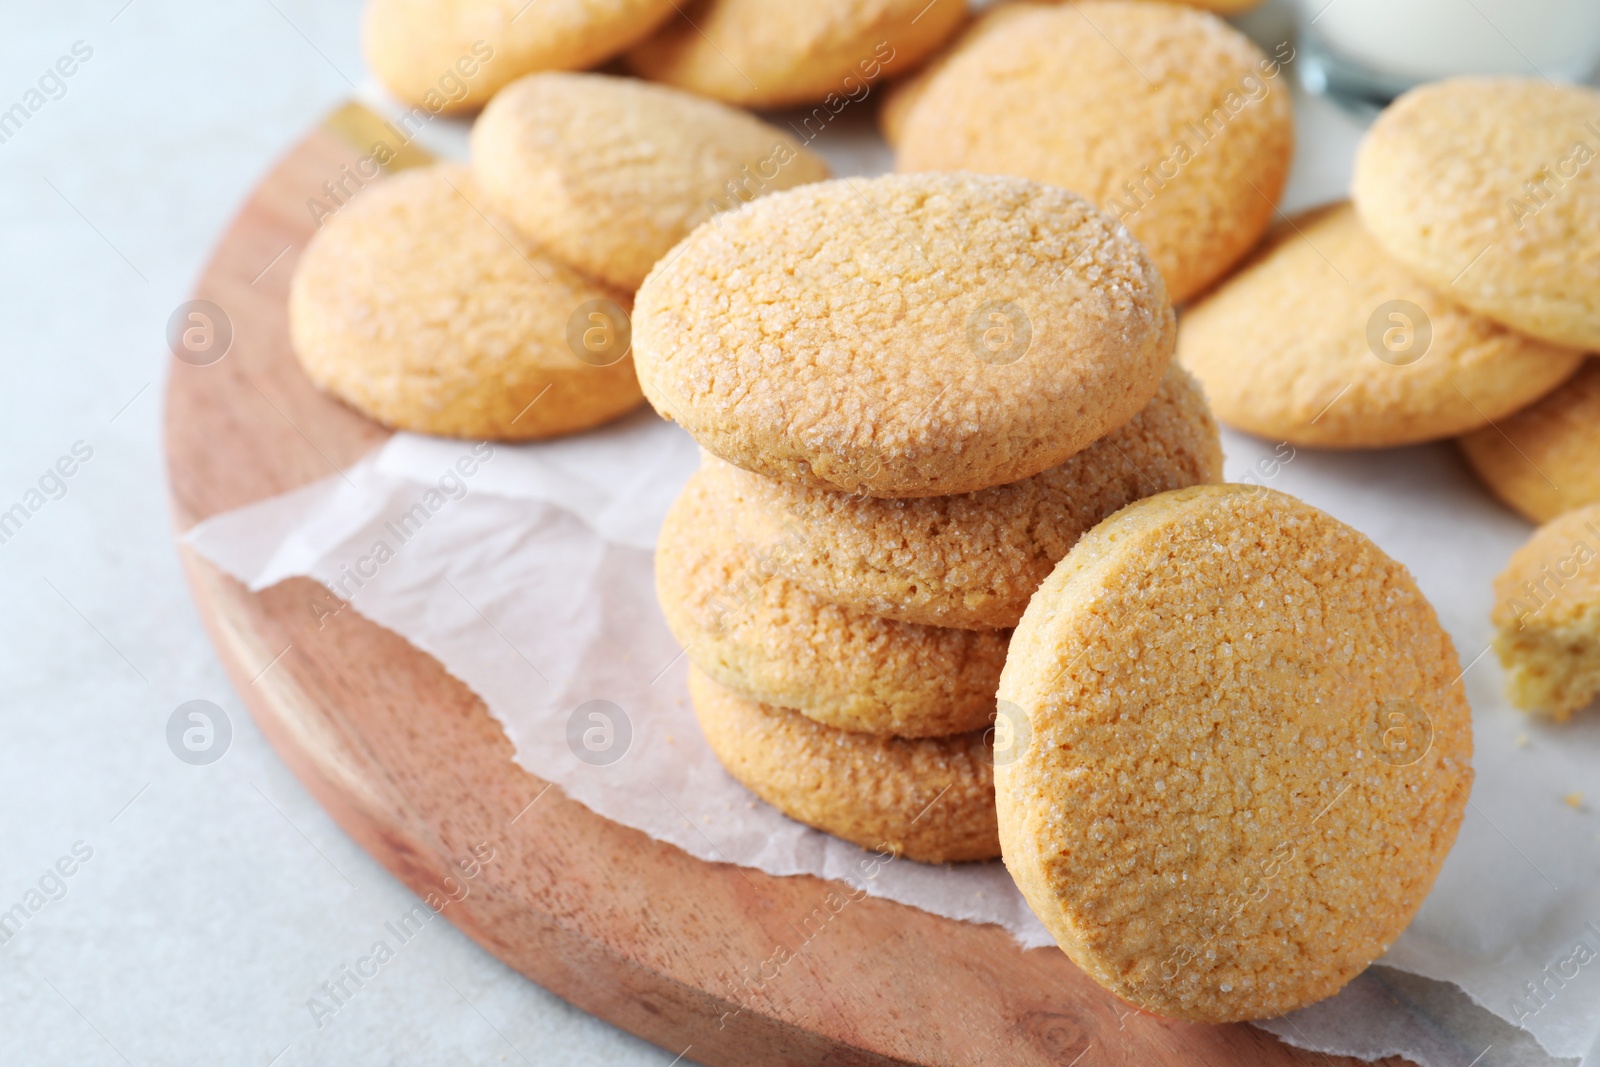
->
[0,3,681,1063]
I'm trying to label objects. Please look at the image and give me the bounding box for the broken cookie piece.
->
[1492,502,1600,721]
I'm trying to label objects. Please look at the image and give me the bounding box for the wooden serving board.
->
[164,108,1404,1067]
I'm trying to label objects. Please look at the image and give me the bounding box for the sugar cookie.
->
[362,0,677,113]
[472,73,830,291]
[894,1,1293,303]
[1352,77,1600,351]
[624,0,965,109]
[1491,502,1600,721]
[689,668,1000,863]
[878,3,1051,146]
[713,363,1221,630]
[657,468,1006,737]
[289,164,644,440]
[996,484,1473,1022]
[879,0,1273,146]
[1459,360,1600,523]
[633,172,1175,497]
[1465,358,1600,524]
[1177,202,1585,448]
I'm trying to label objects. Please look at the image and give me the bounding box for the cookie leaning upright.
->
[996,484,1472,1021]
[1353,78,1600,351]
[893,1,1293,303]
[289,163,644,440]
[471,73,830,292]
[632,173,1175,497]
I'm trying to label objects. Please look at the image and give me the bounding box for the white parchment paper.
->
[186,413,1052,946]
[182,54,1600,1065]
[185,416,1600,1066]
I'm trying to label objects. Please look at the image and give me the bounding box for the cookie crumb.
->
[1564,792,1584,809]
[1514,733,1530,748]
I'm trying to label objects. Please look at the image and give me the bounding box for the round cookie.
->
[658,468,1006,736]
[633,172,1176,497]
[1177,202,1585,448]
[689,668,1000,863]
[1352,78,1600,352]
[879,0,1266,146]
[289,163,644,440]
[995,484,1473,1022]
[713,362,1222,630]
[1491,502,1600,720]
[878,3,1049,147]
[472,73,830,292]
[624,0,965,109]
[1459,359,1600,523]
[1178,0,1263,11]
[894,1,1293,303]
[363,0,676,113]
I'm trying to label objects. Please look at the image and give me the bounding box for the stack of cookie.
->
[637,172,1222,863]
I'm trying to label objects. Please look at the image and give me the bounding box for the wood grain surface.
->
[163,108,1408,1067]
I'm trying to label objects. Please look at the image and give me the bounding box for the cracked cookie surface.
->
[711,362,1220,629]
[633,172,1174,497]
[997,484,1473,1021]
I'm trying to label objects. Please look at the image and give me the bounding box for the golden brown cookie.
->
[624,0,965,109]
[894,1,1293,303]
[289,163,644,440]
[878,0,1271,146]
[1352,78,1600,351]
[996,484,1473,1022]
[878,3,1048,146]
[689,668,1000,862]
[1459,359,1600,523]
[633,172,1175,497]
[1181,0,1263,10]
[711,362,1221,630]
[362,0,676,112]
[657,467,1006,736]
[1177,202,1585,448]
[1491,502,1600,720]
[471,73,830,291]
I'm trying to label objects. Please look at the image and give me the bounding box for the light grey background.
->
[0,3,682,1064]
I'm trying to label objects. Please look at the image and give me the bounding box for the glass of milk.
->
[1295,0,1600,106]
